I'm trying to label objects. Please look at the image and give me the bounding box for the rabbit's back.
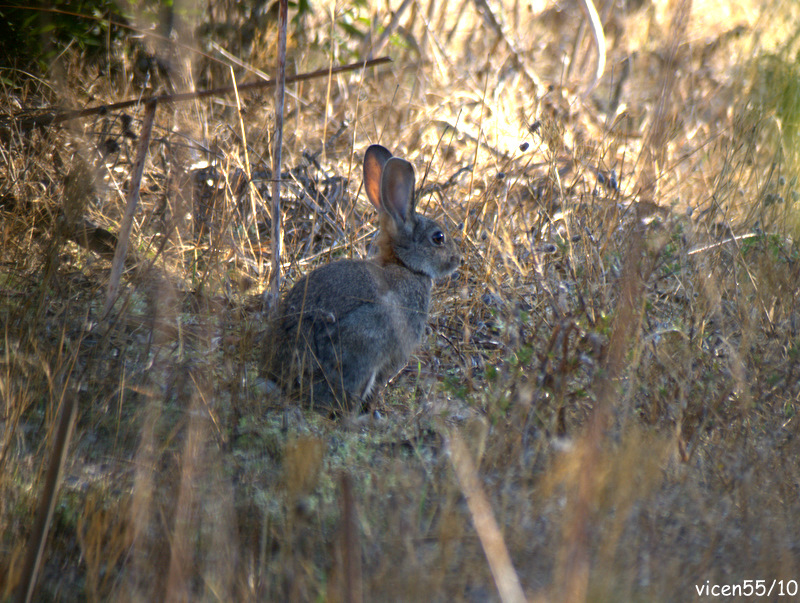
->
[266,258,433,408]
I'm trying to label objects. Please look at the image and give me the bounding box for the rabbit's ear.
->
[380,157,416,226]
[364,145,393,210]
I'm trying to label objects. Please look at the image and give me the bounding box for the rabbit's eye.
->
[431,231,445,246]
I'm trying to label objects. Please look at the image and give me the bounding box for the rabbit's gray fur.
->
[265,144,461,411]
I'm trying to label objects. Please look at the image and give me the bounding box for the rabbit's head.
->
[363,144,461,279]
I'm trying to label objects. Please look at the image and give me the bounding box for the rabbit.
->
[265,144,461,411]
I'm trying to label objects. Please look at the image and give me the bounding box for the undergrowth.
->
[2,0,800,601]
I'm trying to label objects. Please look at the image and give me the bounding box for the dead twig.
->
[6,57,392,130]
[15,344,84,603]
[102,99,157,317]
[340,472,362,603]
[268,0,289,303]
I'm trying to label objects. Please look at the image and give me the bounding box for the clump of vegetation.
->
[2,0,800,601]
[0,0,133,69]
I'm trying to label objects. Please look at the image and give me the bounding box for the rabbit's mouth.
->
[440,256,462,278]
[425,256,462,280]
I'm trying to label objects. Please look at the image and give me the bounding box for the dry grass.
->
[2,0,800,601]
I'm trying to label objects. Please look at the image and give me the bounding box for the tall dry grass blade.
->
[447,430,527,603]
[340,472,362,603]
[15,391,78,603]
[268,0,288,301]
[164,394,208,602]
[123,386,158,601]
[230,66,264,277]
[557,2,691,601]
[638,0,690,209]
[102,99,156,317]
[578,0,606,95]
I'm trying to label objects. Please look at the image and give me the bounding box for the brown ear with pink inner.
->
[363,144,394,210]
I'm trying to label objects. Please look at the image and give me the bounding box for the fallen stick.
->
[6,57,392,129]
